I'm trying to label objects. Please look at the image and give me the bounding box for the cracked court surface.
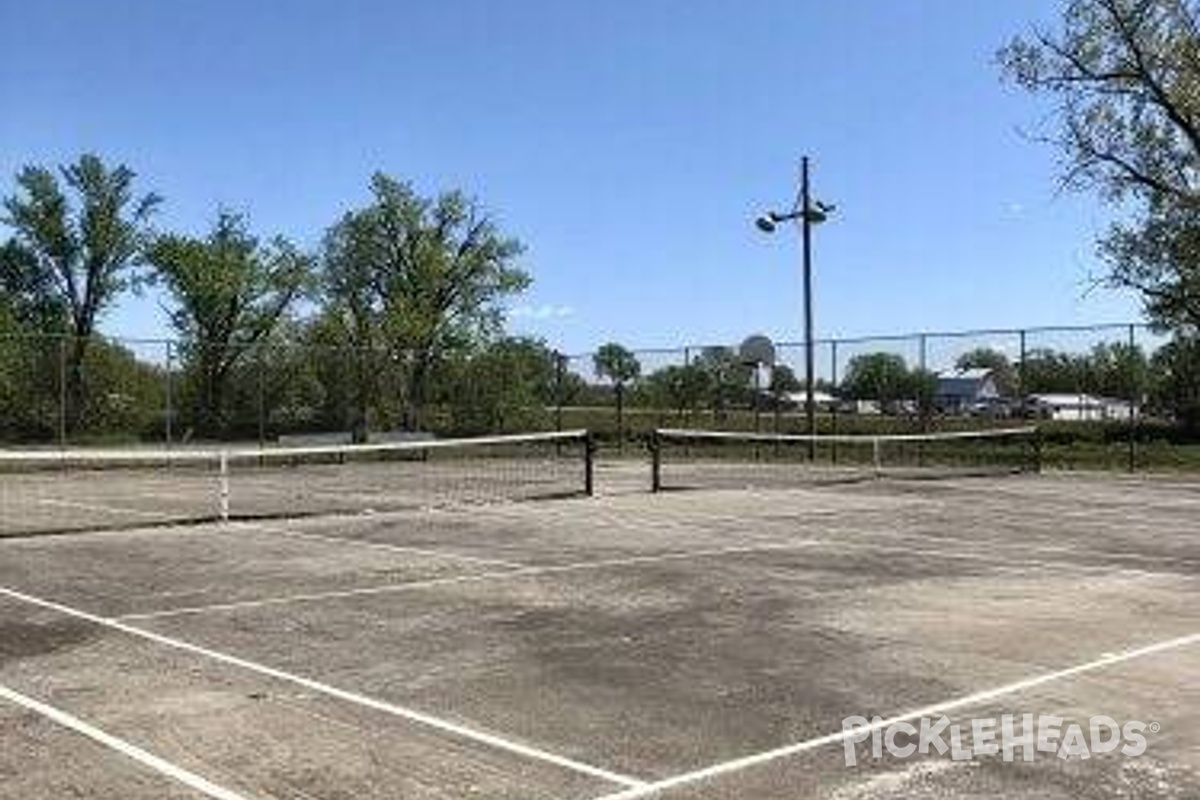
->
[2,468,1199,798]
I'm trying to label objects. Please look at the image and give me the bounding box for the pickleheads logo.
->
[841,714,1153,767]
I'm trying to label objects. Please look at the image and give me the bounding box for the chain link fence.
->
[551,323,1190,472]
[3,322,1198,472]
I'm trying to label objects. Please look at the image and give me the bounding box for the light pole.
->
[755,156,834,459]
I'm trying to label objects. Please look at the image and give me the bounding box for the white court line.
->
[590,631,1200,800]
[117,541,831,621]
[0,682,260,800]
[233,520,528,570]
[116,533,1138,623]
[0,585,646,790]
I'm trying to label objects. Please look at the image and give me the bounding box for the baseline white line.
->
[0,682,260,800]
[117,541,831,621]
[0,585,645,790]
[590,631,1200,800]
[232,520,527,569]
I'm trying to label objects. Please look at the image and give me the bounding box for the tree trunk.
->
[407,350,438,432]
[351,347,373,443]
[200,361,228,440]
[64,333,90,436]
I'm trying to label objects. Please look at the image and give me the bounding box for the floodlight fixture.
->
[753,156,835,458]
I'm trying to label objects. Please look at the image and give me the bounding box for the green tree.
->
[842,352,913,406]
[247,321,332,440]
[1018,344,1147,398]
[955,347,1019,396]
[1150,336,1200,426]
[693,347,753,420]
[908,368,939,417]
[769,363,803,396]
[593,342,641,442]
[0,239,64,331]
[1000,0,1200,333]
[443,337,556,434]
[2,154,160,431]
[1088,341,1151,399]
[0,240,66,440]
[1021,348,1091,394]
[146,212,312,438]
[546,354,588,408]
[643,363,711,420]
[321,174,528,430]
[296,312,384,437]
[74,337,166,439]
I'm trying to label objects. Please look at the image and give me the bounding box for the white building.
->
[1025,393,1134,421]
[781,390,838,411]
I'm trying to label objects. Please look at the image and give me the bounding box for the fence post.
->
[1033,426,1044,474]
[773,362,781,441]
[585,431,597,496]
[830,340,839,464]
[1018,329,1028,413]
[257,347,266,448]
[918,333,929,468]
[616,381,625,455]
[1128,323,1137,473]
[57,335,67,448]
[683,347,691,430]
[753,365,762,434]
[554,350,564,434]
[164,340,174,448]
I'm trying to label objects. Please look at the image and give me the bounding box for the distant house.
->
[935,368,1000,414]
[1025,393,1134,421]
[837,398,881,415]
[781,390,838,411]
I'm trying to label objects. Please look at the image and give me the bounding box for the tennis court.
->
[2,432,1199,799]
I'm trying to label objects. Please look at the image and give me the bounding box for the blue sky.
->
[0,0,1143,355]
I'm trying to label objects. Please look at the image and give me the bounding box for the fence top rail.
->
[800,322,1155,348]
[0,320,1157,354]
[554,322,1155,360]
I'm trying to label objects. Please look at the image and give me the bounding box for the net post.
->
[584,431,597,496]
[872,436,882,478]
[218,450,230,522]
[650,430,662,493]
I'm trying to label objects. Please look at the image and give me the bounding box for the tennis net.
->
[0,430,594,537]
[649,427,1041,492]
